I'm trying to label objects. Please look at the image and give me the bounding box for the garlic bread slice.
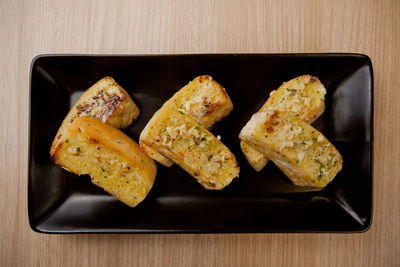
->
[140,75,233,167]
[140,109,239,190]
[50,76,140,156]
[239,111,342,187]
[52,116,156,207]
[241,75,326,171]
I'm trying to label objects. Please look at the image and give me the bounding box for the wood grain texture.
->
[1,0,399,266]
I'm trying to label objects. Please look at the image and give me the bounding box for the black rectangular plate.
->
[29,54,373,233]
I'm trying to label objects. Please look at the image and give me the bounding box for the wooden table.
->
[1,0,399,266]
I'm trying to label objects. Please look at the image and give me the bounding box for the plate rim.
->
[28,53,374,234]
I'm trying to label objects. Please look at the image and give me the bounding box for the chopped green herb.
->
[161,129,166,133]
[126,181,129,183]
[101,168,105,172]
[76,147,81,152]
[316,160,324,178]
[296,159,299,164]
[65,139,69,143]
[286,88,297,93]
[195,126,200,130]
[104,176,107,178]
[208,155,212,161]
[195,141,199,146]
[312,137,317,142]
[201,137,206,142]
